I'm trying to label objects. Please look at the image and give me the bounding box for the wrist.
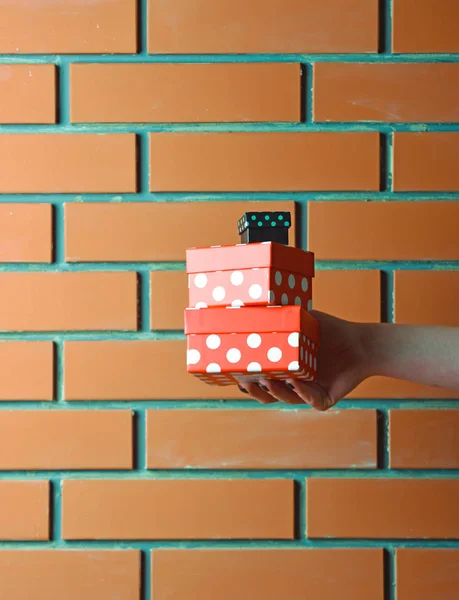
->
[358,322,387,379]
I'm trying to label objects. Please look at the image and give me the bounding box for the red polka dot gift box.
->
[186,241,315,309]
[185,305,319,386]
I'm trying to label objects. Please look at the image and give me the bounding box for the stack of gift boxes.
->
[184,211,320,387]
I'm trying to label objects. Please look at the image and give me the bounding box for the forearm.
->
[361,324,459,391]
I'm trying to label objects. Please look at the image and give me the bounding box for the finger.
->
[239,382,277,404]
[258,379,305,405]
[286,380,333,411]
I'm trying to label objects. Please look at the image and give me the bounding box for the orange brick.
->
[0,550,140,600]
[0,134,136,193]
[0,272,137,331]
[394,133,459,192]
[314,270,381,322]
[148,0,379,53]
[397,549,459,600]
[390,410,459,469]
[314,63,459,123]
[64,340,244,400]
[0,411,132,470]
[393,0,459,53]
[0,0,136,54]
[71,63,301,123]
[0,204,52,263]
[0,342,53,401]
[62,479,293,540]
[149,133,380,192]
[0,481,49,540]
[350,377,458,400]
[147,409,377,469]
[65,201,295,262]
[308,202,459,260]
[307,479,459,538]
[0,65,55,124]
[395,271,459,326]
[151,549,384,600]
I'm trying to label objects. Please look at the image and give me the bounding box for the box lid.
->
[186,242,314,277]
[185,305,319,343]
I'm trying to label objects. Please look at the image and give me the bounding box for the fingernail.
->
[238,385,248,394]
[286,382,296,390]
[258,383,270,392]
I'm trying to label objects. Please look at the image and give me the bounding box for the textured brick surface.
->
[0,481,49,540]
[0,0,137,54]
[0,342,54,401]
[0,204,52,263]
[0,65,56,123]
[63,479,294,540]
[393,0,459,53]
[307,479,459,538]
[151,549,384,600]
[309,202,459,260]
[149,133,380,192]
[0,272,137,331]
[394,133,459,192]
[390,410,459,469]
[71,63,301,123]
[0,550,140,600]
[147,409,377,469]
[396,549,459,600]
[148,0,379,54]
[395,271,459,326]
[0,134,136,193]
[314,63,459,122]
[0,411,133,470]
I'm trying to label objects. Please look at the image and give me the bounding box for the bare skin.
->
[239,310,459,410]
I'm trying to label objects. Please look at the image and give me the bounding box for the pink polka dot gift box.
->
[185,305,319,386]
[186,240,315,309]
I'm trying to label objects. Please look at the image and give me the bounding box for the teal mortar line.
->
[50,479,62,540]
[1,53,459,64]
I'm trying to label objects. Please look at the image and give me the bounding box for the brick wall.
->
[0,0,458,598]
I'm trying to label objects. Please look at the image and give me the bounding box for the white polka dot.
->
[212,286,226,302]
[267,347,282,362]
[247,362,262,372]
[288,274,296,289]
[314,357,317,371]
[309,354,313,367]
[230,271,244,286]
[302,335,306,342]
[187,349,201,365]
[268,290,275,303]
[281,293,289,305]
[301,277,309,292]
[206,334,221,350]
[307,339,310,346]
[227,348,242,363]
[304,350,308,363]
[249,284,262,300]
[275,271,282,286]
[312,342,315,350]
[247,333,262,348]
[195,302,207,309]
[288,332,299,347]
[300,346,304,360]
[206,363,221,373]
[232,299,244,307]
[294,296,302,306]
[288,361,299,371]
[194,273,208,288]
[307,299,312,311]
